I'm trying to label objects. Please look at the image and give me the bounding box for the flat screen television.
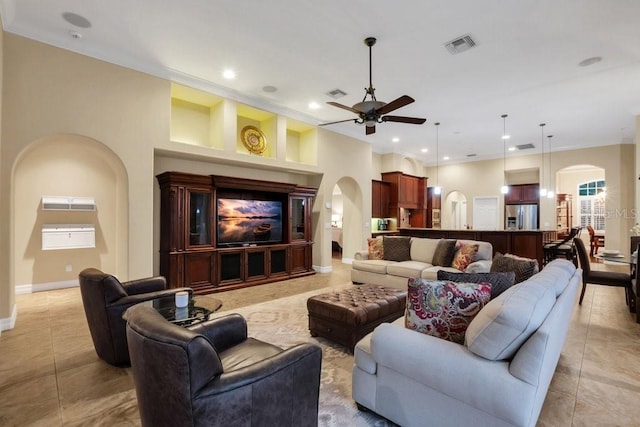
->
[217,198,283,245]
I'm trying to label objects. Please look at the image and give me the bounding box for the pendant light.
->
[500,114,509,194]
[433,122,442,195]
[539,123,548,197]
[546,134,554,199]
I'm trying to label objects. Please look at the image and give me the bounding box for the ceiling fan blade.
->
[319,118,358,126]
[376,95,415,115]
[381,115,427,125]
[366,125,376,135]
[326,101,361,114]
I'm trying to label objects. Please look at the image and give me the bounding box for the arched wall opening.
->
[333,176,362,263]
[555,164,605,249]
[443,190,468,229]
[12,134,129,291]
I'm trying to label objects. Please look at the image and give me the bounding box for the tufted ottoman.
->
[307,284,407,351]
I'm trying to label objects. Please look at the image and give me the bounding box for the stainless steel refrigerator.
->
[505,204,538,230]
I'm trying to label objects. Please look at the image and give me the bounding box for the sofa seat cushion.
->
[465,275,557,360]
[387,261,432,278]
[406,278,492,344]
[352,259,396,275]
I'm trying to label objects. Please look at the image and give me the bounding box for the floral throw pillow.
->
[405,278,492,344]
[451,242,480,271]
[367,237,384,260]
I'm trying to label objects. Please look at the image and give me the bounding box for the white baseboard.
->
[313,265,333,274]
[341,257,354,264]
[15,279,79,295]
[0,304,17,332]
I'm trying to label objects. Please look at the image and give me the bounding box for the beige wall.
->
[424,145,635,250]
[1,34,168,320]
[14,135,129,286]
[0,33,374,323]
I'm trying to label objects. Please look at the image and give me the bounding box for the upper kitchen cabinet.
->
[505,183,539,204]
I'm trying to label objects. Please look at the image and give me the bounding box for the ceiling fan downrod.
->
[364,37,377,102]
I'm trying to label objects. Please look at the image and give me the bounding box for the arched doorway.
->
[13,134,128,291]
[332,177,362,263]
[444,191,468,229]
[555,164,605,249]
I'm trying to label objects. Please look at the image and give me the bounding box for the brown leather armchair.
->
[78,268,192,366]
[125,305,322,427]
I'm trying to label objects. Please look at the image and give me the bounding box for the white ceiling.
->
[2,0,640,165]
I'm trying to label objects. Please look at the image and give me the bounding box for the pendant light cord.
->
[502,114,508,187]
[435,122,440,187]
[540,123,546,191]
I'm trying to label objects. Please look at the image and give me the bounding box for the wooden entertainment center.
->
[157,171,317,294]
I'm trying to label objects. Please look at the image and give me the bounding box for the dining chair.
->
[574,238,632,306]
[586,225,605,257]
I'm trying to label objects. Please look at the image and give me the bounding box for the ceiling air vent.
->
[445,34,477,55]
[326,89,347,99]
[516,144,536,151]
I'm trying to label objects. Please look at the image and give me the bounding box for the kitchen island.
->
[398,228,558,268]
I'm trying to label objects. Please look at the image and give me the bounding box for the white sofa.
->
[352,259,580,427]
[351,237,493,290]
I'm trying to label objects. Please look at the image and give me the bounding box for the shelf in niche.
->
[286,118,317,166]
[170,84,224,149]
[236,104,276,159]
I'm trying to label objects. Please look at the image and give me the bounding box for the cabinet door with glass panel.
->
[186,188,214,248]
[290,197,308,241]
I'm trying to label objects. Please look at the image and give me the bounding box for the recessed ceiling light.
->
[308,102,320,110]
[502,135,511,140]
[579,56,602,67]
[443,156,450,160]
[223,69,236,79]
[392,137,400,143]
[421,148,428,153]
[62,12,91,28]
[508,146,516,151]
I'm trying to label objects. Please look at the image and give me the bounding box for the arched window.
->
[578,180,606,232]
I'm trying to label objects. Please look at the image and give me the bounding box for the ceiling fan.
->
[320,37,427,135]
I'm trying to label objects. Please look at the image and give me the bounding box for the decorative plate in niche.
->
[240,125,267,155]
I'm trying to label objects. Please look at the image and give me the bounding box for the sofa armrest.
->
[354,250,369,260]
[464,259,492,273]
[123,276,167,295]
[188,313,248,352]
[370,323,535,419]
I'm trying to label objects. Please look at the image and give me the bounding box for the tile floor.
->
[1,257,639,426]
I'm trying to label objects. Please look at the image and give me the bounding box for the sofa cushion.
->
[387,261,432,278]
[410,238,440,264]
[490,252,539,284]
[451,241,480,271]
[367,237,384,260]
[405,278,491,344]
[465,277,557,360]
[431,239,457,266]
[437,271,516,299]
[351,259,395,274]
[383,236,411,262]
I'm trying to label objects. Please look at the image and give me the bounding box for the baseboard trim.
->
[0,304,17,332]
[16,279,79,295]
[341,257,354,264]
[313,265,333,274]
